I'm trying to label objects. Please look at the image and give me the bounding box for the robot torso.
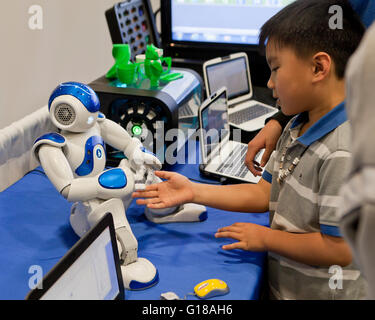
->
[61,123,106,178]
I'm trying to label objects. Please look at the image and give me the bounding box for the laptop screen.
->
[39,226,120,300]
[206,56,250,100]
[26,213,124,300]
[201,90,229,159]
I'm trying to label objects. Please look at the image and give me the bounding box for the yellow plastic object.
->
[194,279,229,299]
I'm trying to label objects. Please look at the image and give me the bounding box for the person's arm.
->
[245,119,283,176]
[191,177,271,213]
[266,230,352,267]
[215,223,352,267]
[246,110,293,176]
[133,171,271,213]
[219,136,354,267]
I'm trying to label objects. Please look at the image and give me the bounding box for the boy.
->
[245,0,375,177]
[133,0,366,299]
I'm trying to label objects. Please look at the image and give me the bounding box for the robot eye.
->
[54,104,76,126]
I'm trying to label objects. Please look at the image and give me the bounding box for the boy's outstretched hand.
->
[215,222,271,252]
[132,171,195,209]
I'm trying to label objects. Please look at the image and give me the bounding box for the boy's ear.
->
[311,52,332,83]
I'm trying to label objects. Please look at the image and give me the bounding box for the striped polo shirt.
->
[262,102,367,300]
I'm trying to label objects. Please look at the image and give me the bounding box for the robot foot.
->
[145,203,207,224]
[122,257,159,290]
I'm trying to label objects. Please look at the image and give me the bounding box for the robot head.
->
[48,82,100,132]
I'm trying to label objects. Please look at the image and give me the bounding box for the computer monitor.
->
[161,0,296,86]
[26,213,124,300]
[169,0,295,46]
[204,54,250,101]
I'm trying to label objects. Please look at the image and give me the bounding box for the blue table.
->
[0,146,269,300]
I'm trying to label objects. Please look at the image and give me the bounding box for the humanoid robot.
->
[32,82,207,290]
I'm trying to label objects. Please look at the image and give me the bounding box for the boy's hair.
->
[259,0,365,78]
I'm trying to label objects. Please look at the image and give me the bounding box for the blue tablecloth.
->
[0,152,269,300]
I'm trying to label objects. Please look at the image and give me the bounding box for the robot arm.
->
[99,117,161,189]
[35,140,131,202]
[99,117,161,167]
[32,133,74,196]
[38,144,74,196]
[98,116,139,157]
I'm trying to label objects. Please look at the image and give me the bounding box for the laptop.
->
[203,52,278,132]
[198,87,263,184]
[26,212,124,300]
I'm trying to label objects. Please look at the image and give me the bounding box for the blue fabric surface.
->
[0,163,269,300]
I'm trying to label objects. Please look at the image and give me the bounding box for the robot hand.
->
[134,166,157,191]
[130,144,162,191]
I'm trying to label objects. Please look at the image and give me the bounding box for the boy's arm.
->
[133,171,271,213]
[193,139,277,213]
[265,146,353,266]
[192,178,271,213]
[265,133,353,266]
[216,224,352,267]
[217,145,353,267]
[265,230,352,267]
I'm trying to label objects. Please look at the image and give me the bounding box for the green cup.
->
[117,63,137,85]
[112,44,131,63]
[106,44,132,79]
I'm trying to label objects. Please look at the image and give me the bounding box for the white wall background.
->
[0,0,160,129]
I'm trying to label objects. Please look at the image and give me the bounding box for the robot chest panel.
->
[64,132,107,177]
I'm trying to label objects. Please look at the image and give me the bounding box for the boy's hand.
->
[215,222,272,252]
[132,171,195,209]
[245,119,282,176]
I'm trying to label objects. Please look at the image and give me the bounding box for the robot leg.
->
[70,197,159,290]
[69,201,91,237]
[144,174,208,224]
[87,198,137,265]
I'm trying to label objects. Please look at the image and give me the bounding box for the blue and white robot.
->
[32,82,206,290]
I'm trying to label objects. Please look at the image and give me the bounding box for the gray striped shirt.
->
[262,102,367,300]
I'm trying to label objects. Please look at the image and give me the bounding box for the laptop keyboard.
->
[217,144,249,179]
[229,104,272,125]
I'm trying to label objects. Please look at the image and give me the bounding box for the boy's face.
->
[266,40,314,116]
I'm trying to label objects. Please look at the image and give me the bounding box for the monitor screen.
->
[171,0,296,46]
[201,90,229,158]
[206,56,250,100]
[40,226,120,300]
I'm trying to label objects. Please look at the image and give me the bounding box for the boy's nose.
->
[267,79,278,99]
[267,77,274,90]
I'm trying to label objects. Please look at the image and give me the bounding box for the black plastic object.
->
[160,0,270,87]
[89,67,203,168]
[105,0,161,61]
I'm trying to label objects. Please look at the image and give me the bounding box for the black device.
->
[26,213,124,300]
[105,0,161,61]
[89,68,203,167]
[161,1,296,86]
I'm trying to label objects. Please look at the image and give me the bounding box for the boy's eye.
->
[271,67,279,72]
